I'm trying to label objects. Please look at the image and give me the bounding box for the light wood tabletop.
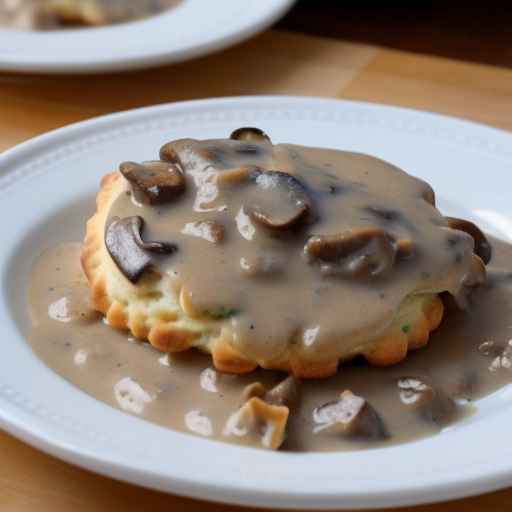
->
[2,28,512,512]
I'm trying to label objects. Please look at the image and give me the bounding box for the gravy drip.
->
[27,237,512,451]
[109,141,476,365]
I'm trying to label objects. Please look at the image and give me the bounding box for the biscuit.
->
[82,131,486,378]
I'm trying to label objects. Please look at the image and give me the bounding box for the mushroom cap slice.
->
[241,382,266,404]
[105,216,177,283]
[230,127,271,143]
[159,138,197,169]
[397,377,457,425]
[264,376,301,410]
[305,228,399,279]
[241,377,301,410]
[120,161,186,205]
[445,216,492,264]
[313,390,388,440]
[246,170,312,230]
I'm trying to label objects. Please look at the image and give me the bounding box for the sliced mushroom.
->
[223,397,289,450]
[445,216,492,264]
[120,161,185,205]
[246,170,312,230]
[241,382,266,404]
[478,340,501,357]
[454,254,486,309]
[181,220,224,243]
[230,127,271,143]
[265,376,301,410]
[313,390,388,440]
[305,228,398,279]
[397,377,456,425]
[105,216,177,283]
[159,138,197,169]
[241,376,301,411]
[215,165,255,186]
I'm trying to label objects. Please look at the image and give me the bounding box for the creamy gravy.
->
[0,0,180,30]
[106,139,478,369]
[27,238,512,451]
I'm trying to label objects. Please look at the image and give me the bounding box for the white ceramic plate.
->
[0,0,295,73]
[2,96,512,510]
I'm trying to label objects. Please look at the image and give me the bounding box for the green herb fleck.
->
[205,307,238,319]
[401,324,410,334]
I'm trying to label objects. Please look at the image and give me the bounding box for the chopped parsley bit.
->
[205,307,238,319]
[401,324,410,334]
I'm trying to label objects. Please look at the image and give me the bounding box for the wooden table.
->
[2,29,512,511]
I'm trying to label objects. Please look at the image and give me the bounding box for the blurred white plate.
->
[1,96,512,510]
[0,0,295,73]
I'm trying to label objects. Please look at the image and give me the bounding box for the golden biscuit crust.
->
[81,172,219,356]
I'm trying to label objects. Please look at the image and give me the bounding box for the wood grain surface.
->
[2,28,512,511]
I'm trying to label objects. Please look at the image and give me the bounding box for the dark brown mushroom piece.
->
[264,376,301,410]
[305,228,400,279]
[313,390,388,440]
[445,216,492,264]
[397,377,457,426]
[230,127,271,143]
[105,216,177,283]
[246,170,312,230]
[159,138,197,169]
[120,161,185,206]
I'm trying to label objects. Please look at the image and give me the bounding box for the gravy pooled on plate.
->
[28,238,512,451]
[27,131,509,451]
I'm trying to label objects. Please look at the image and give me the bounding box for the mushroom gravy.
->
[104,137,481,373]
[27,237,512,451]
[0,0,180,30]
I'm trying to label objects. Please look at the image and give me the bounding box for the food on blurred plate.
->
[0,0,180,30]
